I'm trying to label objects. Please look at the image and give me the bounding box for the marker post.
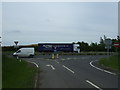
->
[52,54,55,59]
[104,38,112,57]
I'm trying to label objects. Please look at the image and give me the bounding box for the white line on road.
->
[90,60,116,75]
[46,64,55,70]
[61,58,66,60]
[27,61,39,68]
[86,80,103,90]
[55,60,59,64]
[62,65,74,74]
[26,61,39,88]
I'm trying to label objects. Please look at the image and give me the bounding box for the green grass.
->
[2,54,37,88]
[99,54,120,71]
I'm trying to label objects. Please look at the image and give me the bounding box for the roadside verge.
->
[90,60,119,75]
[2,54,38,88]
[26,61,39,88]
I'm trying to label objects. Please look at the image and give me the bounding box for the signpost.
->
[14,40,19,50]
[104,38,112,56]
[114,42,119,53]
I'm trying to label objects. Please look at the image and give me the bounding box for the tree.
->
[90,42,98,51]
[79,41,90,51]
[100,37,104,44]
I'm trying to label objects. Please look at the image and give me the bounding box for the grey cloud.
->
[11,30,21,33]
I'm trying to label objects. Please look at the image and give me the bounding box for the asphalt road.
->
[22,55,119,89]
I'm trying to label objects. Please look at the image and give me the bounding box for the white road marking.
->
[34,73,38,88]
[62,65,74,74]
[90,60,116,75]
[46,64,55,70]
[51,65,55,70]
[55,61,59,64]
[26,61,39,88]
[27,61,39,68]
[86,80,103,90]
[67,58,71,60]
[61,59,66,60]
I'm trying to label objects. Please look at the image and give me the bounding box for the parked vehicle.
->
[13,48,34,57]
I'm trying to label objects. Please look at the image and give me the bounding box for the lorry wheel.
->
[29,55,34,58]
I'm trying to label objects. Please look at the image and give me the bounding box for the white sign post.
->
[104,38,112,56]
[14,40,19,50]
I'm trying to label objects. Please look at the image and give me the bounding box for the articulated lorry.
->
[38,43,80,53]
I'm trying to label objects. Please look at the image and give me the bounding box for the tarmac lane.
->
[22,55,119,89]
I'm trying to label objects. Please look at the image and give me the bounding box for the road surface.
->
[23,55,119,89]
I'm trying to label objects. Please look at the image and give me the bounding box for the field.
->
[2,53,37,88]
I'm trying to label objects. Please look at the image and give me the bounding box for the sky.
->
[2,2,118,46]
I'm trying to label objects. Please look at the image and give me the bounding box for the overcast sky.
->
[2,2,118,46]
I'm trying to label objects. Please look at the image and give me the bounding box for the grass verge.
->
[2,54,37,88]
[99,54,120,72]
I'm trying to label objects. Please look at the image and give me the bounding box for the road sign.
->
[104,38,112,56]
[104,39,112,49]
[14,41,18,45]
[104,39,112,45]
[114,42,119,47]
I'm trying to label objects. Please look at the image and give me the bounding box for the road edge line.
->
[27,61,39,88]
[90,60,116,75]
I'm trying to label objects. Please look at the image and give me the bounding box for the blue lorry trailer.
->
[38,43,74,52]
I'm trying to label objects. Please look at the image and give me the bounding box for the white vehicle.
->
[73,44,80,53]
[13,48,35,57]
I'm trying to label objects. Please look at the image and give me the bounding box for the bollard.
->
[56,54,59,59]
[17,56,19,59]
[52,54,54,59]
[16,56,21,62]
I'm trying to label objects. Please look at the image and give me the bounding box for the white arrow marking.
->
[46,64,55,70]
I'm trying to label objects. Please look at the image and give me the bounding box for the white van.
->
[13,48,35,57]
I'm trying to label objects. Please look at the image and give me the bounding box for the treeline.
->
[76,38,120,52]
[2,38,120,52]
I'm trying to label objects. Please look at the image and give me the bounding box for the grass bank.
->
[99,54,120,72]
[2,54,37,88]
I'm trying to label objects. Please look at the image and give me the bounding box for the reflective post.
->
[56,54,59,59]
[52,54,54,59]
